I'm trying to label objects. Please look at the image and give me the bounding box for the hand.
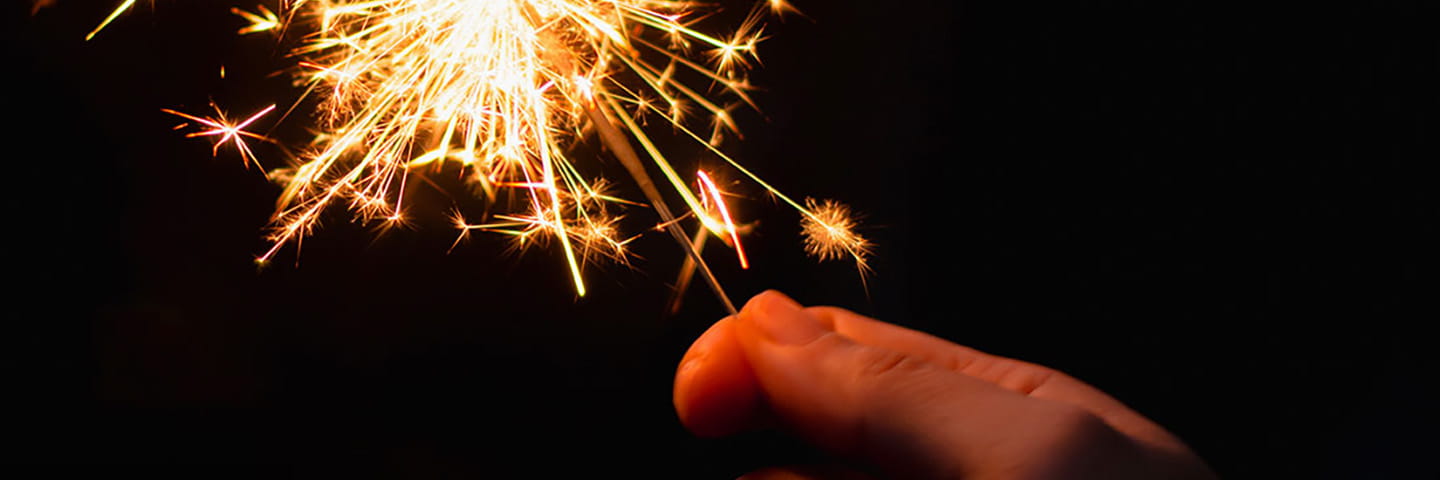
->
[674,291,1216,480]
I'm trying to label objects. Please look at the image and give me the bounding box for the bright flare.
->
[91,0,870,297]
[801,198,872,273]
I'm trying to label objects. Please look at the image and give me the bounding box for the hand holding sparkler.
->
[674,291,1217,479]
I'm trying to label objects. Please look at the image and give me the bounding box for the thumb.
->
[731,291,1061,479]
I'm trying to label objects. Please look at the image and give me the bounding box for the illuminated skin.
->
[675,291,1218,479]
[89,0,870,298]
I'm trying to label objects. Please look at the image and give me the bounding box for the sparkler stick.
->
[668,224,711,315]
[585,102,737,315]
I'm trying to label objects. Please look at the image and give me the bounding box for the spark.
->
[232,5,280,35]
[767,0,800,17]
[800,198,872,273]
[696,170,748,269]
[87,0,870,304]
[162,104,277,170]
[86,0,135,41]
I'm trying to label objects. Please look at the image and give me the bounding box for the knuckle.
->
[1036,403,1122,452]
[1008,363,1059,395]
[850,349,950,413]
[857,349,928,382]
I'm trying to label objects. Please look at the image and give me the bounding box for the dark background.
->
[5,0,1435,477]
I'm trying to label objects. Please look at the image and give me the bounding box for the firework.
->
[85,0,871,311]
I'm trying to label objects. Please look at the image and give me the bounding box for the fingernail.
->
[677,354,702,377]
[743,291,828,345]
[677,330,715,378]
[673,344,706,413]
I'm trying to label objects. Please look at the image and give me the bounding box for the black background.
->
[5,0,1435,477]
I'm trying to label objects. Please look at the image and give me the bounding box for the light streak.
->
[696,170,748,269]
[162,104,278,170]
[86,0,135,41]
[232,5,281,35]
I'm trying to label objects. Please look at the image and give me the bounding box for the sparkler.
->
[82,0,872,313]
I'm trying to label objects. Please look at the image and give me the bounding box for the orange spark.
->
[162,104,277,170]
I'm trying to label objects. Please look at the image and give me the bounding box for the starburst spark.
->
[163,103,278,170]
[88,0,870,300]
[801,198,871,272]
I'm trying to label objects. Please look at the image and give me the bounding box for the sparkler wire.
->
[586,101,738,315]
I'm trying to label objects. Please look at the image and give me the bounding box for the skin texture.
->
[674,291,1218,480]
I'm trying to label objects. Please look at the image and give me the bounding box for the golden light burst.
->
[801,198,872,273]
[83,0,871,307]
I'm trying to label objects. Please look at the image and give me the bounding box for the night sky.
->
[6,1,1435,477]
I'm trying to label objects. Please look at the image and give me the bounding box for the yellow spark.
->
[800,198,872,273]
[232,5,281,35]
[162,104,277,170]
[86,0,136,41]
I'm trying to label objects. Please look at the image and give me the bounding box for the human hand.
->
[674,291,1217,479]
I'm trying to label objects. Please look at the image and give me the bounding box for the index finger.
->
[805,306,1189,453]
